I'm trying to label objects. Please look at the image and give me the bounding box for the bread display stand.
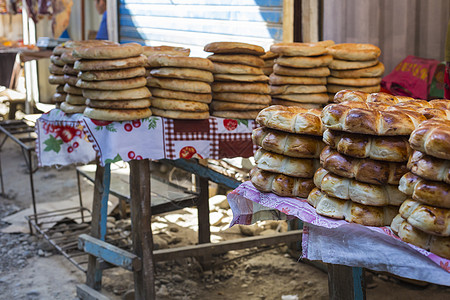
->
[228,181,450,293]
[35,108,304,299]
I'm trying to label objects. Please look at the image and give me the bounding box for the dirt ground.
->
[1,136,450,300]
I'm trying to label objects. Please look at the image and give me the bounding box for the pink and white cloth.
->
[228,181,450,286]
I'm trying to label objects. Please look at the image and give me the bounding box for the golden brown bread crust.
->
[147,55,214,71]
[204,42,265,56]
[327,84,381,94]
[73,42,143,59]
[151,108,209,120]
[149,67,213,83]
[323,129,412,162]
[142,45,190,57]
[399,172,450,209]
[275,93,329,104]
[48,75,65,85]
[50,55,65,66]
[276,55,333,68]
[65,94,86,105]
[327,76,382,87]
[64,84,83,95]
[212,92,271,104]
[78,67,146,81]
[391,215,450,259]
[151,97,209,112]
[74,55,147,71]
[269,73,327,85]
[320,146,408,185]
[270,84,327,95]
[77,77,147,90]
[271,99,323,109]
[327,43,381,61]
[254,148,320,178]
[210,101,268,111]
[330,62,385,78]
[321,101,426,135]
[273,64,330,77]
[83,107,152,121]
[212,62,263,75]
[150,88,212,103]
[329,59,378,70]
[307,188,398,226]
[82,87,151,100]
[86,99,150,109]
[49,64,64,75]
[256,105,324,136]
[60,52,77,64]
[207,54,265,67]
[409,119,450,160]
[211,82,270,94]
[213,73,269,82]
[250,167,315,198]
[270,42,327,57]
[252,127,325,158]
[52,92,67,103]
[146,76,212,93]
[314,168,406,206]
[60,102,86,114]
[63,75,78,86]
[333,90,369,103]
[408,151,450,184]
[260,51,278,60]
[62,64,78,76]
[399,199,450,236]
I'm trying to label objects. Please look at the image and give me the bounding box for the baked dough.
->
[142,45,190,57]
[212,62,263,75]
[252,127,325,158]
[261,51,278,60]
[212,92,271,104]
[151,108,209,119]
[62,64,78,76]
[50,55,65,66]
[327,84,381,94]
[207,54,264,67]
[83,87,151,100]
[73,42,143,59]
[271,85,327,95]
[323,129,412,162]
[329,59,379,70]
[271,99,323,109]
[65,94,86,105]
[204,42,265,56]
[74,55,147,71]
[150,88,212,103]
[321,101,426,135]
[273,64,330,77]
[399,199,450,236]
[147,76,212,93]
[250,167,315,198]
[210,101,268,111]
[64,84,83,95]
[314,168,406,206]
[408,151,450,184]
[78,67,146,81]
[307,188,398,226]
[52,92,67,103]
[64,75,78,86]
[60,52,77,64]
[399,172,450,209]
[327,76,382,87]
[327,43,381,61]
[276,55,333,68]
[49,64,64,75]
[151,97,209,112]
[320,146,408,185]
[256,105,323,136]
[269,74,327,85]
[275,93,329,104]
[211,82,270,94]
[211,110,260,119]
[60,102,86,114]
[213,73,269,82]
[270,42,327,57]
[147,55,214,71]
[330,62,385,78]
[48,75,65,85]
[76,77,147,90]
[150,67,213,82]
[84,107,152,121]
[409,119,450,160]
[86,98,151,109]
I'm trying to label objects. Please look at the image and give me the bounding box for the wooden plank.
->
[76,284,110,300]
[130,160,156,299]
[328,264,366,300]
[301,0,319,42]
[107,0,119,42]
[282,0,294,42]
[79,234,141,272]
[197,176,211,245]
[153,230,303,261]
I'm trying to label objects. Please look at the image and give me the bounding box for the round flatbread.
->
[210,101,268,111]
[74,55,147,71]
[56,85,65,93]
[214,73,269,82]
[147,76,211,93]
[64,84,83,95]
[50,55,65,66]
[49,64,64,75]
[52,92,67,103]
[147,55,214,71]
[52,45,72,56]
[204,42,265,56]
[270,85,327,95]
[48,75,66,85]
[149,88,212,103]
[271,99,323,109]
[327,84,381,94]
[211,82,270,94]
[65,94,86,105]
[73,42,143,59]
[211,110,260,119]
[262,67,273,76]
[84,107,152,121]
[149,67,213,82]
[86,98,151,109]
[327,43,381,61]
[269,74,327,85]
[270,42,327,57]
[330,62,385,78]
[63,64,78,76]
[60,52,78,64]
[327,76,382,87]
[276,93,329,103]
[273,64,330,77]
[64,75,78,86]
[261,51,278,60]
[79,67,146,81]
[83,87,151,100]
[212,62,263,75]
[329,59,378,70]
[264,60,275,68]
[276,55,332,68]
[76,77,147,90]
[151,108,209,119]
[212,92,271,104]
[60,102,86,114]
[207,54,264,67]
[63,40,117,49]
[142,45,190,57]
[151,97,209,112]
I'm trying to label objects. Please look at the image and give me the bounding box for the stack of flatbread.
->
[143,46,190,77]
[250,106,325,198]
[327,43,383,99]
[261,51,278,76]
[269,41,334,109]
[48,45,69,107]
[146,55,213,119]
[205,42,270,120]
[73,42,152,121]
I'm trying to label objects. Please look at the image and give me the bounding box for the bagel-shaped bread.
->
[327,76,382,87]
[213,73,269,82]
[151,108,209,120]
[149,67,213,83]
[409,119,450,160]
[254,148,320,178]
[269,74,327,85]
[74,55,147,71]
[327,84,381,94]
[60,102,86,114]
[399,199,450,236]
[212,92,271,104]
[76,77,147,90]
[329,59,378,70]
[323,129,412,162]
[271,99,323,109]
[275,93,329,104]
[78,67,146,81]
[321,101,426,135]
[276,55,333,68]
[327,43,381,61]
[307,188,398,226]
[211,110,260,119]
[256,105,323,136]
[73,42,143,59]
[83,87,151,100]
[147,55,214,71]
[207,54,264,67]
[150,88,212,103]
[211,82,270,94]
[204,42,265,56]
[151,97,209,112]
[320,146,408,185]
[273,64,330,77]
[391,215,450,259]
[270,84,327,95]
[147,76,211,94]
[84,107,152,121]
[330,62,385,78]
[408,151,450,184]
[252,127,325,158]
[399,172,450,209]
[210,101,268,111]
[250,167,315,198]
[270,42,327,57]
[86,99,151,109]
[314,168,406,206]
[212,62,263,75]
[142,45,190,57]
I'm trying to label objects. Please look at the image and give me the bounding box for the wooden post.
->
[106,0,119,42]
[301,0,319,42]
[197,175,211,245]
[283,0,294,42]
[129,160,156,299]
[328,264,366,300]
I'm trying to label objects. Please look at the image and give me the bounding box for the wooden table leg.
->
[130,159,156,300]
[197,176,211,244]
[328,264,366,300]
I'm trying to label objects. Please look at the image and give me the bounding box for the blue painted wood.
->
[100,163,111,241]
[352,267,365,300]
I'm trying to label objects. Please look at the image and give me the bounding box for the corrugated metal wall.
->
[323,0,450,74]
[118,0,284,57]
